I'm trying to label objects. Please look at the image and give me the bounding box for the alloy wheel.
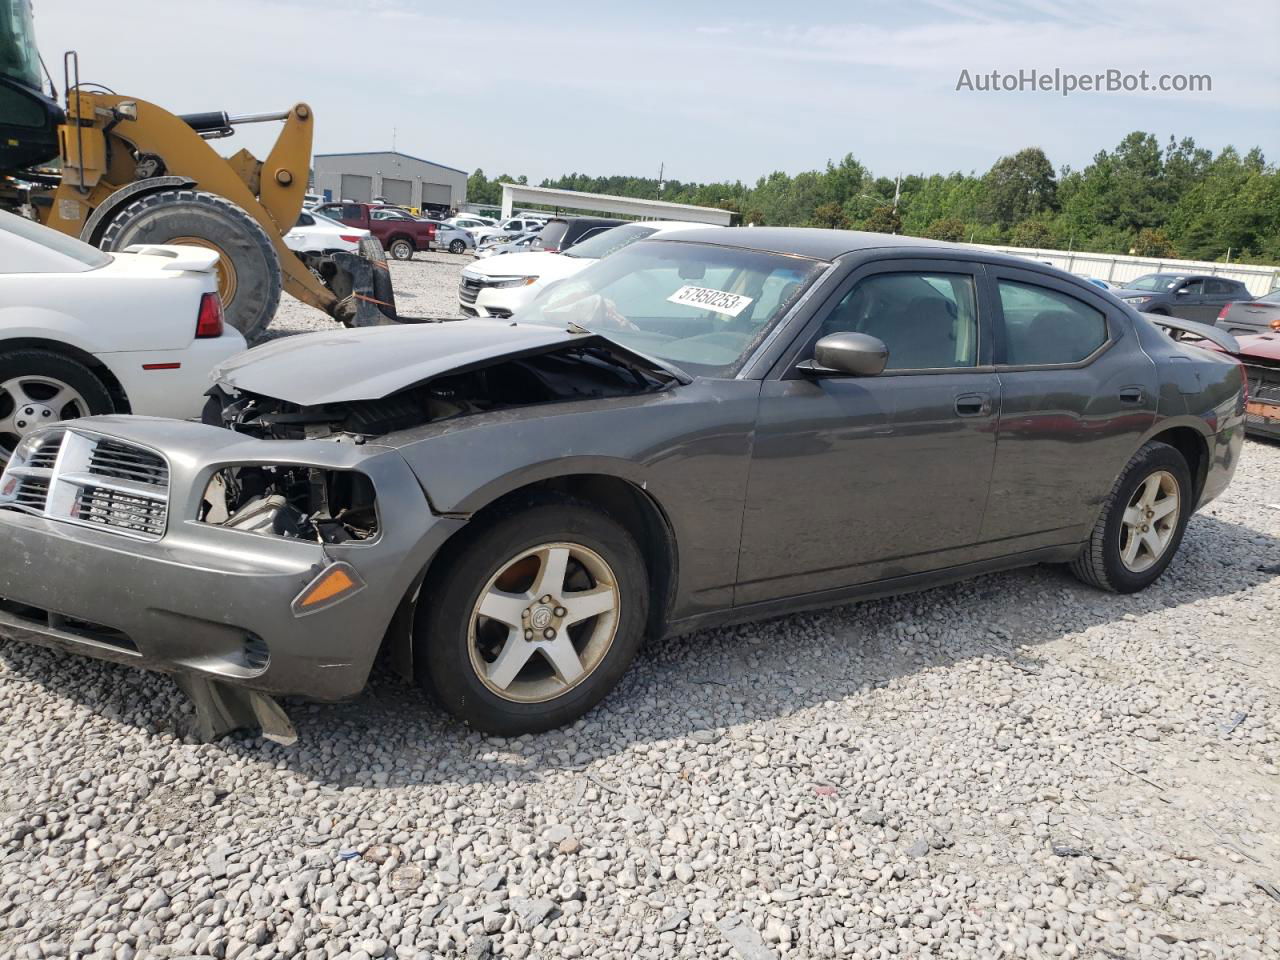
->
[0,375,89,466]
[467,541,620,703]
[1118,470,1180,573]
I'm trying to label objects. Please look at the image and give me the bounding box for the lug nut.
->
[554,606,566,617]
[521,609,529,619]
[15,420,26,429]
[542,627,555,639]
[540,595,552,604]
[524,629,534,640]
[41,410,52,417]
[24,407,33,415]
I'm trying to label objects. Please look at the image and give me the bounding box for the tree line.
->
[466,131,1280,264]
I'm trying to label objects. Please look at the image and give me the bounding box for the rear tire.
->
[416,499,649,735]
[99,189,281,341]
[1069,441,1192,593]
[448,239,466,254]
[0,349,114,466]
[388,238,414,261]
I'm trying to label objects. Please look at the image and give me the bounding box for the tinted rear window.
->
[533,221,568,250]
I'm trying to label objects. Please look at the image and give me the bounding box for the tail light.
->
[1217,305,1230,320]
[339,234,362,243]
[196,292,224,338]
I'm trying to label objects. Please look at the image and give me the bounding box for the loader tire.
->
[99,189,281,341]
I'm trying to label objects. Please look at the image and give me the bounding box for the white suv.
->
[459,220,718,319]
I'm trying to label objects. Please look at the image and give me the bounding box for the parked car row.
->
[0,224,1249,741]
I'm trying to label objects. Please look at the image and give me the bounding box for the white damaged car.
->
[0,210,246,464]
[459,220,720,318]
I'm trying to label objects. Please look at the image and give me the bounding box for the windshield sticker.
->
[667,285,754,317]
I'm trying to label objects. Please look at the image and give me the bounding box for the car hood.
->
[213,319,633,405]
[463,251,576,279]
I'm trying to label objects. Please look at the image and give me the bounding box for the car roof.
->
[648,226,1037,263]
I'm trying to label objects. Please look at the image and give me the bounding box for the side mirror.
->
[1175,287,1190,296]
[801,332,889,377]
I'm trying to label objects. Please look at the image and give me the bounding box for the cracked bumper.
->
[0,416,463,701]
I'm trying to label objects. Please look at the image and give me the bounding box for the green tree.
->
[1010,219,1056,248]
[863,205,901,234]
[981,148,1058,227]
[810,202,851,229]
[924,217,967,242]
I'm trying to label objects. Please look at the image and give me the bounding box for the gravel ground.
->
[1,257,1278,959]
[266,253,469,341]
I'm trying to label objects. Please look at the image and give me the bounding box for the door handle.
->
[1119,387,1144,404]
[955,393,990,417]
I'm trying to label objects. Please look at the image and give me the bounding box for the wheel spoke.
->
[562,585,616,626]
[532,546,570,598]
[539,633,585,686]
[43,387,80,417]
[1121,531,1142,566]
[0,378,34,410]
[478,588,529,629]
[1138,474,1161,508]
[1143,528,1167,559]
[487,634,535,690]
[1122,505,1143,527]
[1150,496,1178,522]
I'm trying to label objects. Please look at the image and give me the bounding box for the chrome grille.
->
[459,274,483,305]
[0,428,170,541]
[88,439,169,486]
[74,485,168,538]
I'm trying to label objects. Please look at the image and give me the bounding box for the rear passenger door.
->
[981,267,1157,550]
[1169,279,1206,321]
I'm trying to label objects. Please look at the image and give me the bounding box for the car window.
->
[1204,279,1234,295]
[1128,274,1184,292]
[997,280,1107,365]
[563,224,658,260]
[567,226,611,248]
[1179,279,1204,295]
[532,221,569,251]
[295,213,315,227]
[816,272,978,371]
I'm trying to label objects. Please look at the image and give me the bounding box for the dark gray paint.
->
[0,233,1249,716]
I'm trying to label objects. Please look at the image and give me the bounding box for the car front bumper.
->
[0,416,463,704]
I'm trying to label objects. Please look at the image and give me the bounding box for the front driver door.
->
[736,260,1000,606]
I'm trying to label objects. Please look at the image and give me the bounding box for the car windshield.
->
[1128,274,1186,291]
[520,239,826,378]
[532,221,568,251]
[563,223,657,260]
[0,209,112,270]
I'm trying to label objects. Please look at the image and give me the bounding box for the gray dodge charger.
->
[0,229,1247,740]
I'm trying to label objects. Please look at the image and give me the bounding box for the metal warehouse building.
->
[312,151,468,211]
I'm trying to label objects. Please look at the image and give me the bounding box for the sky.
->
[32,0,1280,185]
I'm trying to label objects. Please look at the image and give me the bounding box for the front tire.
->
[416,499,649,735]
[448,238,467,254]
[99,189,281,341]
[388,238,415,261]
[1069,441,1192,593]
[0,349,115,466]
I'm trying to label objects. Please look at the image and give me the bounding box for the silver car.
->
[426,220,476,256]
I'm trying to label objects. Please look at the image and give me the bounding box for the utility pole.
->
[892,174,901,213]
[657,162,665,199]
[392,127,397,152]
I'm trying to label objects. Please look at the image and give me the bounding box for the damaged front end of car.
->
[0,320,681,743]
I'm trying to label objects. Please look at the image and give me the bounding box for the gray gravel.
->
[1,255,1278,959]
[266,253,468,341]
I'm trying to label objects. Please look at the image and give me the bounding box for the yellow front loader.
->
[3,38,396,339]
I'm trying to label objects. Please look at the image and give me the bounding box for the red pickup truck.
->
[314,203,436,260]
